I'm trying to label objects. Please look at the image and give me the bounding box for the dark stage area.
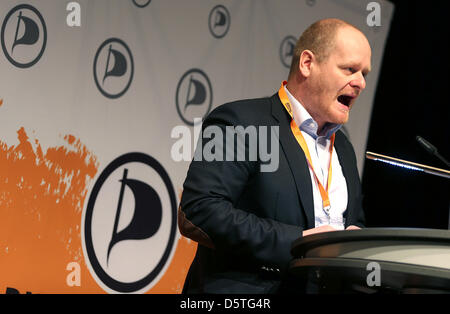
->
[362,0,450,229]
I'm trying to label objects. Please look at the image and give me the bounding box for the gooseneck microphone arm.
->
[416,136,450,168]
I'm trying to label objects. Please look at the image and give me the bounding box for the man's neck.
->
[285,80,327,132]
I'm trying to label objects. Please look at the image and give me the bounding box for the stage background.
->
[0,0,394,293]
[362,0,450,230]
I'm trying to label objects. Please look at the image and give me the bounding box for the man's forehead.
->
[333,28,371,65]
[335,26,371,49]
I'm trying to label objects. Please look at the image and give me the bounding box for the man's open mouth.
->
[337,95,354,107]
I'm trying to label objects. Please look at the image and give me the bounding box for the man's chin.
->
[330,112,349,125]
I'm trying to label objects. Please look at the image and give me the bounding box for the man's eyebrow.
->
[363,66,371,76]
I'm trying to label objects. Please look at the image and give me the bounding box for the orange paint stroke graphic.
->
[0,127,99,293]
[0,127,197,293]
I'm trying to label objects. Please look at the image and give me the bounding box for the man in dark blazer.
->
[178,18,371,293]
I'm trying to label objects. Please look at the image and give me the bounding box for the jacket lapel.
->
[270,94,315,228]
[334,131,357,226]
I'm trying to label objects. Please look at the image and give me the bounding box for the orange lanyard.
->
[278,81,335,211]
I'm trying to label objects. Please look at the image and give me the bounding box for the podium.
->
[289,228,450,293]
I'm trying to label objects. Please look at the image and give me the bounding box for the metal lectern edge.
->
[290,228,450,258]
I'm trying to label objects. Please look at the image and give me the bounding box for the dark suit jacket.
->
[178,92,365,293]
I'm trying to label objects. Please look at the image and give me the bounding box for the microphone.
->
[416,136,437,154]
[416,136,450,168]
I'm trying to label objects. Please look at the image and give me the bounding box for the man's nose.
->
[350,72,366,91]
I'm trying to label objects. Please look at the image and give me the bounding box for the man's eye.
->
[347,67,356,73]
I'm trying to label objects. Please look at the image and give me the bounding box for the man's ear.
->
[299,50,315,77]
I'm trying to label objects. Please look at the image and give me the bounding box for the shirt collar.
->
[283,85,341,140]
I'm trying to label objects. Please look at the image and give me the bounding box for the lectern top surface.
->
[291,228,450,258]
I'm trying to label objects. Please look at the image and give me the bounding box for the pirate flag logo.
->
[176,68,213,126]
[83,153,177,293]
[93,38,134,99]
[1,4,47,68]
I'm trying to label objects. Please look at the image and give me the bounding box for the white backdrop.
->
[0,0,394,294]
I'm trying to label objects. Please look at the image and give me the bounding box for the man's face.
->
[307,27,372,128]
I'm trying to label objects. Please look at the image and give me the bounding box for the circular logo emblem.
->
[1,4,47,68]
[93,38,134,99]
[176,68,213,126]
[82,153,177,293]
[132,0,151,8]
[279,35,297,68]
[208,5,230,39]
